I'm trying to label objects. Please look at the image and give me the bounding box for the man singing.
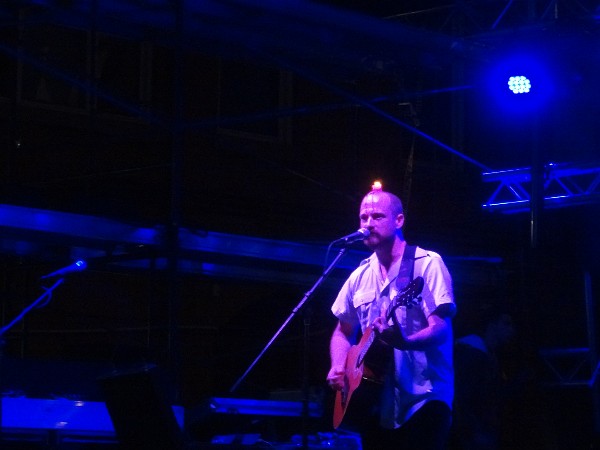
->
[327,184,456,450]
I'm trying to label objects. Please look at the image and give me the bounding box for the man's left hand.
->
[372,307,408,349]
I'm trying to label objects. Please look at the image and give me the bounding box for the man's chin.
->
[363,238,377,250]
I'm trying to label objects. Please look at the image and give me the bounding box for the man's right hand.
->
[326,365,345,391]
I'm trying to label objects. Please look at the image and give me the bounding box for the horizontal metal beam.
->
[0,203,501,285]
[0,0,478,78]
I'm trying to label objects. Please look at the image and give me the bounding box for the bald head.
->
[361,190,404,216]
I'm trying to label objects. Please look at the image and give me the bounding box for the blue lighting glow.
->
[481,49,555,115]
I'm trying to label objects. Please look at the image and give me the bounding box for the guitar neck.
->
[356,328,376,367]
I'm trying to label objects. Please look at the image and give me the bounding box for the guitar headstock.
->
[391,276,424,312]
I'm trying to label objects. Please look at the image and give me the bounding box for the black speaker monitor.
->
[98,364,185,450]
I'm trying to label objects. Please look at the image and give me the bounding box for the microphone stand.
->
[0,277,65,444]
[229,246,349,449]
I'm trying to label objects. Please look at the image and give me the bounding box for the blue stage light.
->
[508,75,531,94]
[479,49,555,115]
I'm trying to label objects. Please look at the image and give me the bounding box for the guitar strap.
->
[395,244,417,291]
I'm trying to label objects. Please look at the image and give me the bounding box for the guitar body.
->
[333,327,373,429]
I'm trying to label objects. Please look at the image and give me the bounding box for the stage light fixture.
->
[480,49,556,115]
[508,75,531,94]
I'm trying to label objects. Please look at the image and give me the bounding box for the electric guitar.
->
[333,276,424,429]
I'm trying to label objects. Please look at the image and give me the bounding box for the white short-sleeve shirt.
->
[331,246,455,429]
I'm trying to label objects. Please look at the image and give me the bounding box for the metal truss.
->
[539,347,599,387]
[539,272,599,390]
[482,161,600,212]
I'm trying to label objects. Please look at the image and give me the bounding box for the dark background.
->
[0,1,599,448]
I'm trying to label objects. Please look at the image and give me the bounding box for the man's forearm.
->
[330,330,351,368]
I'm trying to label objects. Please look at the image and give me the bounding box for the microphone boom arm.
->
[0,278,64,337]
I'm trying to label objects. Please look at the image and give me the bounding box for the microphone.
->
[332,228,370,246]
[41,260,88,279]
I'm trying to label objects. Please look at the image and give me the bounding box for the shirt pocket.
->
[352,290,377,328]
[352,289,376,308]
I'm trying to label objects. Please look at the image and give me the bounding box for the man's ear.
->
[396,213,405,229]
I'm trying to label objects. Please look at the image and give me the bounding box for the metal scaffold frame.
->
[482,161,600,212]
